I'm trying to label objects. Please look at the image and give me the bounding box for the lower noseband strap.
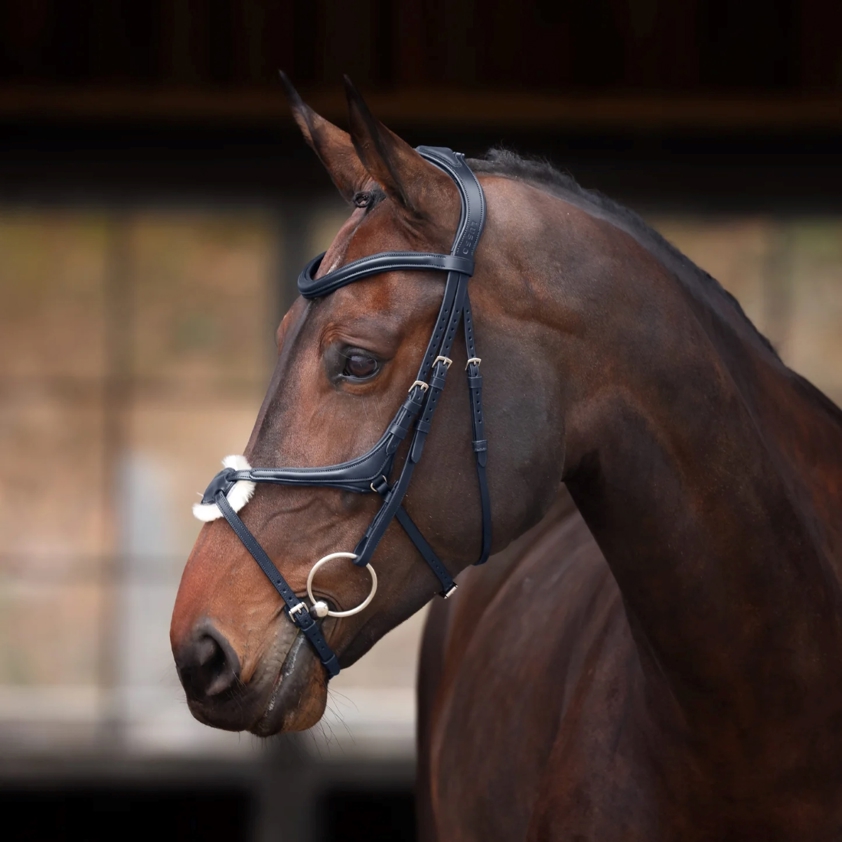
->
[214,492,340,678]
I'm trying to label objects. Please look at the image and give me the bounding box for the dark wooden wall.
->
[1,0,840,94]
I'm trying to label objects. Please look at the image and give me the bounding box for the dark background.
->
[2,0,841,208]
[2,0,841,94]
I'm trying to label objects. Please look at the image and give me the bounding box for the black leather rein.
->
[196,147,490,678]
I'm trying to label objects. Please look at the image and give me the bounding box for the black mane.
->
[469,148,781,361]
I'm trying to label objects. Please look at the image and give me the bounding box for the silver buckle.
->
[433,355,453,370]
[443,584,458,599]
[409,380,429,393]
[465,357,481,369]
[288,602,308,620]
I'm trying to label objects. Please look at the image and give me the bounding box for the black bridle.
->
[197,147,490,678]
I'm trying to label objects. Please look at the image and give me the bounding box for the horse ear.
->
[279,72,369,204]
[343,76,453,218]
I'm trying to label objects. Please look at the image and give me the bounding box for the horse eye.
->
[353,191,372,209]
[342,351,380,380]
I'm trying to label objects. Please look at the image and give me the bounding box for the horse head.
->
[170,79,565,734]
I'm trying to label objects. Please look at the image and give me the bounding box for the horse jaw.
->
[248,634,330,736]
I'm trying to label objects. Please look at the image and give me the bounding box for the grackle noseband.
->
[193,147,490,678]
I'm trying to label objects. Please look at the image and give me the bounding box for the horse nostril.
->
[175,624,241,700]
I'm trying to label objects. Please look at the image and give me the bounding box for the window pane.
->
[0,580,103,686]
[0,210,108,379]
[120,397,264,568]
[0,390,106,574]
[128,210,277,389]
[787,220,842,405]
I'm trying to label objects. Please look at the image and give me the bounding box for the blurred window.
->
[1,204,841,759]
[0,206,281,755]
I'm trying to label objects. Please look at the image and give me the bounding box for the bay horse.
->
[170,78,842,840]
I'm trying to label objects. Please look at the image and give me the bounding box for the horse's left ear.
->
[280,72,369,204]
[343,76,455,218]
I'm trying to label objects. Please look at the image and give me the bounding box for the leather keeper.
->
[430,373,448,391]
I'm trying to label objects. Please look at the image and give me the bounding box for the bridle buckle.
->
[288,602,308,621]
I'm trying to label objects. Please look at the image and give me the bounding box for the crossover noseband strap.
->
[196,147,490,678]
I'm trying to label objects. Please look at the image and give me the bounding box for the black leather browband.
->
[299,252,475,299]
[201,146,491,678]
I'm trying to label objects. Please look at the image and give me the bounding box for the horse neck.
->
[529,198,842,748]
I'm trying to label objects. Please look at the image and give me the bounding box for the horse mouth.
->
[250,627,327,736]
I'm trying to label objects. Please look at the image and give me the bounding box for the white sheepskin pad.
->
[192,455,256,523]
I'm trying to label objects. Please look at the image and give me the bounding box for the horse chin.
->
[249,632,329,736]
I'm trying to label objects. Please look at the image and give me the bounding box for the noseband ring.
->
[306,552,378,619]
[194,147,490,679]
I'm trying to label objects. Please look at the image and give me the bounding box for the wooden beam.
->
[0,85,841,133]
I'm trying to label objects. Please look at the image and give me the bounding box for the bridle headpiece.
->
[194,147,490,677]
